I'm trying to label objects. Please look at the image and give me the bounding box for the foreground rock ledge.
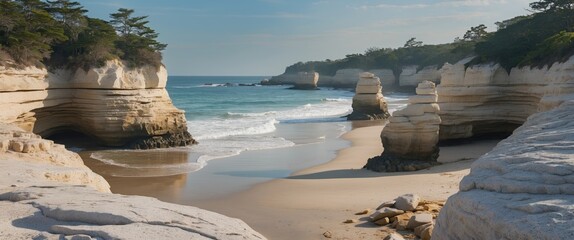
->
[433,99,574,239]
[0,123,265,239]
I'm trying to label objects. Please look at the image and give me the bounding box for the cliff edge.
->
[0,60,195,149]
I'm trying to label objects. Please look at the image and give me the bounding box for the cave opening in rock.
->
[43,129,100,150]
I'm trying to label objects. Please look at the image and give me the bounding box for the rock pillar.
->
[364,81,441,172]
[348,72,390,120]
[293,72,319,90]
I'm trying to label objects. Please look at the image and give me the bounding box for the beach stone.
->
[414,223,433,237]
[343,219,358,224]
[355,209,371,215]
[377,200,396,210]
[394,220,409,231]
[375,217,390,226]
[406,213,433,229]
[390,212,414,223]
[384,233,406,240]
[323,231,332,238]
[422,225,434,240]
[369,207,404,221]
[394,194,421,211]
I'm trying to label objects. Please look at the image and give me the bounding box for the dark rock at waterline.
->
[129,131,197,149]
[364,150,440,172]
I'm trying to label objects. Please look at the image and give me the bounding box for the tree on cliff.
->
[0,0,66,64]
[110,8,167,67]
[463,24,488,42]
[403,37,423,48]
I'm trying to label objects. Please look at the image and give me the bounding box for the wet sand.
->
[192,125,499,240]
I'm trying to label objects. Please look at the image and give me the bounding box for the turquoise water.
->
[89,76,408,178]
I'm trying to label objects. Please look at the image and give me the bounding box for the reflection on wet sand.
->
[80,150,192,203]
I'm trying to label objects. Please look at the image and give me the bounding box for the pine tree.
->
[110,8,166,67]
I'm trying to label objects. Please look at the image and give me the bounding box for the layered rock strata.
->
[364,81,441,172]
[0,123,265,239]
[433,98,574,239]
[0,60,195,149]
[437,56,574,140]
[292,72,319,90]
[348,72,389,120]
[399,65,440,87]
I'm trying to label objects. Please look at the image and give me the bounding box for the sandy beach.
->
[193,124,499,239]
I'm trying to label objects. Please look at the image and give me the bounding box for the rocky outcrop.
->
[399,66,440,87]
[292,72,319,90]
[433,98,574,239]
[437,56,574,140]
[347,72,389,120]
[0,123,265,239]
[365,81,441,172]
[269,68,396,89]
[0,60,195,149]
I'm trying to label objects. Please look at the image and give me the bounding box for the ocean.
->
[83,76,409,201]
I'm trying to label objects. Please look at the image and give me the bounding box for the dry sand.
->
[194,124,499,240]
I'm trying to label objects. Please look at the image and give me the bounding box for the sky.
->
[77,0,533,76]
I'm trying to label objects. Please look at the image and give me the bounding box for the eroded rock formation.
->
[0,123,265,239]
[0,60,195,149]
[437,56,574,140]
[432,56,574,239]
[292,72,319,90]
[433,98,574,239]
[364,81,440,172]
[347,72,389,120]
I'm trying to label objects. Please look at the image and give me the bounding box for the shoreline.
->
[192,122,500,239]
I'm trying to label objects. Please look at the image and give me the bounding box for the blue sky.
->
[78,0,533,76]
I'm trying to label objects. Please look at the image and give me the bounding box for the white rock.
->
[384,233,405,240]
[394,194,421,211]
[434,99,574,239]
[369,207,404,221]
[406,213,433,229]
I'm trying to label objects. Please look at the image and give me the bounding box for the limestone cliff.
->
[398,65,441,87]
[431,56,574,239]
[0,123,265,239]
[0,60,195,149]
[437,56,574,140]
[268,68,398,89]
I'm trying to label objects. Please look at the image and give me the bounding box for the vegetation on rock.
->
[283,0,574,76]
[0,0,166,69]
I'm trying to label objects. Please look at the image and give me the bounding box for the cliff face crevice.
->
[0,60,195,149]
